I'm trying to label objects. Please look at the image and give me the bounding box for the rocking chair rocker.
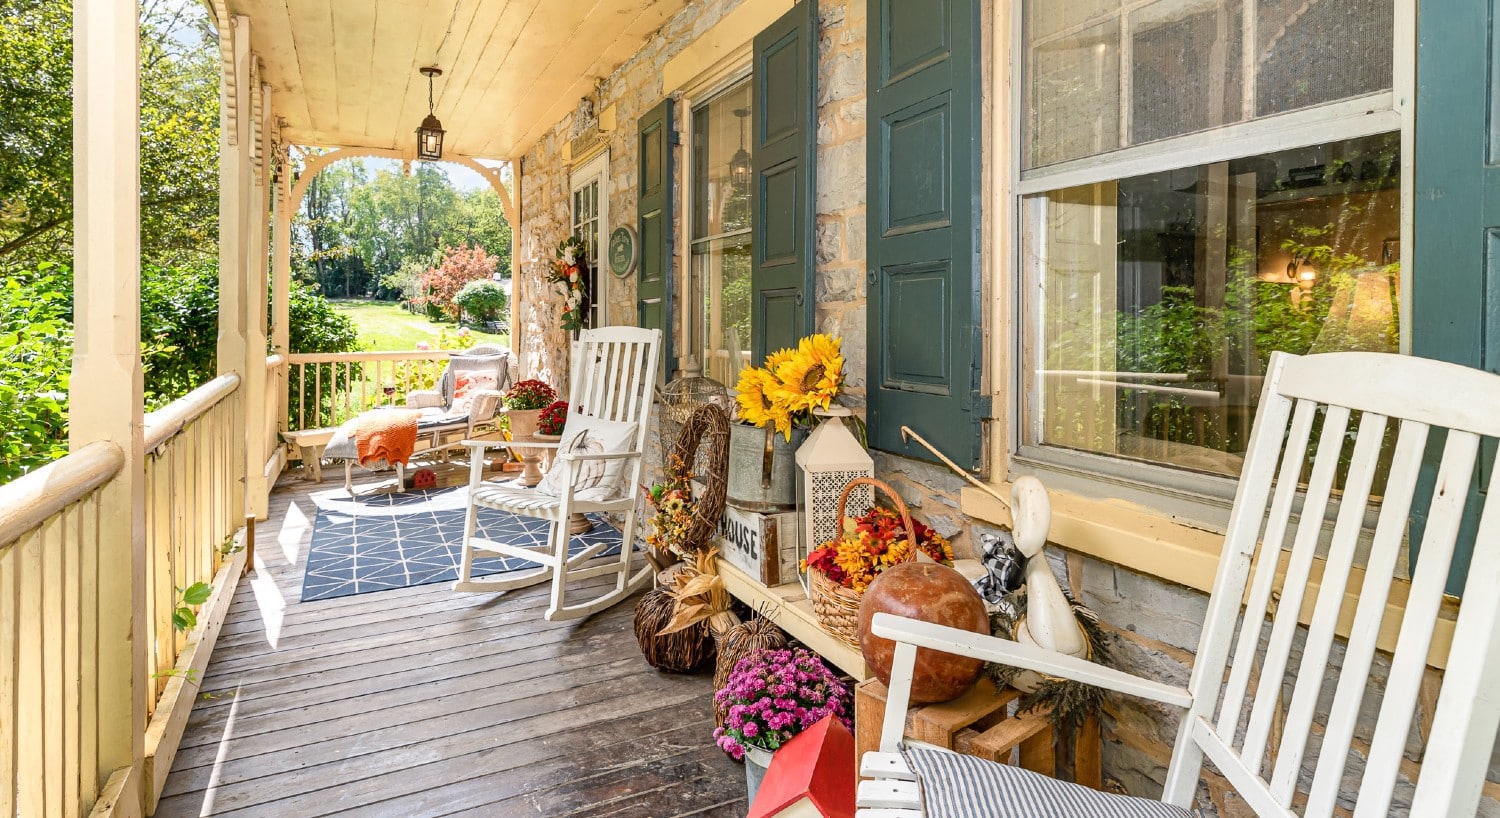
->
[859,351,1500,817]
[453,327,660,621]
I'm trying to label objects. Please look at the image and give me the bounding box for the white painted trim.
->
[1014,95,1399,196]
[1394,0,1415,355]
[569,150,610,327]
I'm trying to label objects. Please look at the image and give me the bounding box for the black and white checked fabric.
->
[903,745,1196,818]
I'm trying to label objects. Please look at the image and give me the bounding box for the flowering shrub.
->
[645,454,696,552]
[547,236,588,332]
[504,379,557,411]
[802,506,954,593]
[538,400,569,435]
[415,243,500,319]
[736,334,845,440]
[713,648,852,760]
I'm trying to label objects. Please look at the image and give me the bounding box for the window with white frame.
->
[1017,0,1403,485]
[570,153,608,329]
[686,78,754,386]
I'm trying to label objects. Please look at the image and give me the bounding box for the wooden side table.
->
[854,677,1101,788]
[282,428,336,482]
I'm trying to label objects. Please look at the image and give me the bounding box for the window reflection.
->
[1026,132,1401,477]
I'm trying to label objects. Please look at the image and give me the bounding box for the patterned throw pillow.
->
[538,414,638,499]
[450,372,498,416]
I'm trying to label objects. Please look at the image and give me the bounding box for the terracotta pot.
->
[857,562,989,704]
[507,408,541,439]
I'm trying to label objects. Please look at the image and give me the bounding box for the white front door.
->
[570,152,609,329]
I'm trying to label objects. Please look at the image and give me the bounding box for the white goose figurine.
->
[1009,476,1088,660]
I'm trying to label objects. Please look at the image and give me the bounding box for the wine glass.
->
[382,383,397,406]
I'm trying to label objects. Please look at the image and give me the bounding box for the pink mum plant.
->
[712,648,852,760]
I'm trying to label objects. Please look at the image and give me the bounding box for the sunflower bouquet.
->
[734,333,845,440]
[548,236,588,332]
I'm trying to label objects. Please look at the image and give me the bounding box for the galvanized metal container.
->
[726,423,804,512]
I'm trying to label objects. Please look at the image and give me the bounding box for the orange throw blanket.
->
[350,409,420,467]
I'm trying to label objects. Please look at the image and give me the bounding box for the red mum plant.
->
[538,400,569,435]
[504,379,557,411]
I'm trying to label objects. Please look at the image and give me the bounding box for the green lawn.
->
[331,299,508,351]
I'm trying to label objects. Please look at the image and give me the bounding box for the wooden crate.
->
[712,504,800,587]
[854,677,1101,787]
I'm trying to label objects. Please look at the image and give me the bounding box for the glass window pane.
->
[1129,0,1244,144]
[1025,132,1401,477]
[1026,18,1121,169]
[694,233,754,386]
[691,80,753,239]
[1022,0,1393,168]
[1256,0,1394,117]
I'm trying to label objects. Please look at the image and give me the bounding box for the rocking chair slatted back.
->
[567,326,661,454]
[1162,351,1500,817]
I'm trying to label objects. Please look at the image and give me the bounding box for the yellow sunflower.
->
[736,366,793,438]
[770,334,845,414]
[763,346,796,373]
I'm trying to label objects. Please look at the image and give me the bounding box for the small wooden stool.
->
[854,677,1101,788]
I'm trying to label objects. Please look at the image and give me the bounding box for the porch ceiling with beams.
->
[227,0,689,158]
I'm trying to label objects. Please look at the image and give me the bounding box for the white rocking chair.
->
[453,327,660,621]
[859,351,1500,818]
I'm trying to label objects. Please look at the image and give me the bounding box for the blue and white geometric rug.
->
[300,486,623,602]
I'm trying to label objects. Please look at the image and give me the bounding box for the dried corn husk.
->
[658,548,740,636]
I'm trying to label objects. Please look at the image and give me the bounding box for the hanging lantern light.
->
[416,66,445,161]
[729,107,752,193]
[795,406,875,569]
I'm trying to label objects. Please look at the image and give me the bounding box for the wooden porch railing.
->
[0,374,249,816]
[286,350,449,431]
[0,441,124,817]
[142,374,241,705]
[265,354,286,465]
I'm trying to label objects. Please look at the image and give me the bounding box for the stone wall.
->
[510,1,1499,813]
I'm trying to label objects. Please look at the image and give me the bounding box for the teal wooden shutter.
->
[638,98,676,372]
[751,0,816,361]
[1411,0,1497,593]
[865,0,982,467]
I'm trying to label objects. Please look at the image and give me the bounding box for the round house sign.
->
[608,225,639,278]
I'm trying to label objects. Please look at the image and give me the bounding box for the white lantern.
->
[796,406,875,564]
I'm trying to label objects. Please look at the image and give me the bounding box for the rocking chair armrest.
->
[557,450,642,463]
[459,438,512,451]
[406,390,444,410]
[869,613,1194,708]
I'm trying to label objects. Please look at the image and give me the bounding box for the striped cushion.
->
[903,746,1196,818]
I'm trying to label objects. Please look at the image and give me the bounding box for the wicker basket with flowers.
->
[801,477,955,645]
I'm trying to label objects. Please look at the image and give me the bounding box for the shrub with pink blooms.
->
[712,648,852,760]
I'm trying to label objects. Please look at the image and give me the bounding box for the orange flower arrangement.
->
[802,506,954,594]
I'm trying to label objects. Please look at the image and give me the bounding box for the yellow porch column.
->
[243,78,272,519]
[217,15,252,525]
[71,0,147,812]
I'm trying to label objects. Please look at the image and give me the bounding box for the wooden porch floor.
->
[157,470,746,818]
